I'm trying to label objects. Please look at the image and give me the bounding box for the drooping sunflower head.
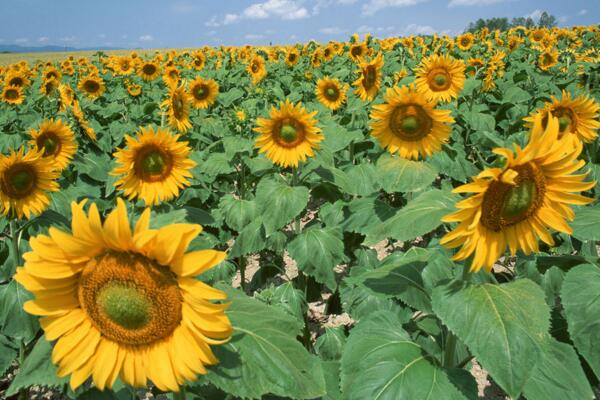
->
[353,52,384,102]
[188,77,219,109]
[29,118,77,171]
[15,198,232,392]
[315,77,347,111]
[137,61,161,81]
[161,84,192,133]
[538,49,559,71]
[2,85,25,105]
[441,114,595,272]
[0,148,60,219]
[58,84,75,111]
[254,99,323,168]
[369,84,454,160]
[415,54,466,102]
[40,77,60,96]
[78,75,106,99]
[162,66,181,88]
[112,126,196,205]
[524,90,600,143]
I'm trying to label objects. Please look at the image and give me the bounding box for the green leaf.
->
[287,227,348,290]
[432,279,550,399]
[343,163,379,196]
[229,220,267,257]
[465,111,495,132]
[219,195,258,232]
[206,286,326,399]
[523,338,594,400]
[375,153,438,193]
[340,311,467,400]
[341,196,396,236]
[255,177,309,236]
[6,337,68,396]
[315,327,346,361]
[571,206,600,241]
[561,263,600,378]
[0,338,17,376]
[220,87,244,107]
[365,189,459,245]
[0,280,39,343]
[503,86,532,104]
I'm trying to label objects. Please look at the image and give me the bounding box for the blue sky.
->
[0,0,598,49]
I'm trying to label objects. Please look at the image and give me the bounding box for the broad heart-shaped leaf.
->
[315,326,346,361]
[571,206,600,241]
[255,176,309,236]
[375,153,438,193]
[0,338,17,377]
[204,286,326,399]
[6,337,68,396]
[561,264,600,378]
[340,311,467,400]
[0,280,39,343]
[229,219,267,258]
[346,247,433,312]
[287,227,348,290]
[432,279,550,399]
[365,189,459,245]
[219,194,258,232]
[522,337,594,400]
[322,360,342,400]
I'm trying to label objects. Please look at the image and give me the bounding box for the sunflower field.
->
[0,25,599,400]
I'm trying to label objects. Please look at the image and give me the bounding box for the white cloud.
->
[224,0,309,24]
[448,0,506,7]
[404,23,437,35]
[205,15,220,27]
[362,0,428,16]
[60,36,76,42]
[319,26,348,35]
[38,36,49,43]
[139,35,154,42]
[525,9,542,21]
[245,33,265,40]
[15,38,29,44]
[558,15,568,23]
[577,9,587,16]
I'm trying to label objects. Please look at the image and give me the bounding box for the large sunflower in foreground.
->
[440,115,595,272]
[524,90,600,143]
[353,52,384,102]
[162,84,192,133]
[415,54,466,102]
[369,85,454,160]
[189,77,219,109]
[15,198,232,392]
[0,148,60,219]
[78,75,106,100]
[315,77,347,111]
[254,99,323,168]
[112,126,196,205]
[29,119,77,172]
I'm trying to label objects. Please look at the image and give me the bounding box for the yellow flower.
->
[0,148,60,219]
[369,85,454,160]
[285,48,300,66]
[29,119,77,172]
[441,115,595,272]
[2,85,25,105]
[137,61,161,81]
[162,84,192,133]
[188,77,219,109]
[112,126,196,205]
[78,75,105,100]
[247,55,267,84]
[415,54,466,102]
[58,84,75,112]
[315,77,347,111]
[235,110,246,121]
[15,198,232,392]
[254,99,323,168]
[456,33,474,51]
[353,52,384,102]
[538,49,559,71]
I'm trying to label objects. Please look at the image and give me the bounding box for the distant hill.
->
[0,44,124,53]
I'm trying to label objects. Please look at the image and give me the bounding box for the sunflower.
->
[315,77,347,111]
[415,54,466,102]
[126,83,142,97]
[15,198,232,391]
[369,85,454,160]
[115,56,134,75]
[58,84,75,112]
[530,28,546,44]
[191,51,206,71]
[161,84,192,133]
[29,119,77,171]
[254,99,323,168]
[235,110,246,121]
[163,66,181,88]
[137,61,161,81]
[4,71,30,88]
[353,52,384,102]
[40,77,59,96]
[467,58,485,76]
[71,101,97,141]
[0,148,60,219]
[440,115,595,272]
[285,48,300,66]
[2,85,25,105]
[188,77,219,109]
[524,90,600,143]
[538,49,559,71]
[456,33,474,51]
[43,66,62,82]
[112,126,196,205]
[78,75,105,99]
[247,55,267,84]
[348,42,368,63]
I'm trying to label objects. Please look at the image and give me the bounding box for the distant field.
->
[0,48,176,65]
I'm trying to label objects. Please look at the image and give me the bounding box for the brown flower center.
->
[134,145,173,182]
[78,252,182,346]
[142,63,157,75]
[275,118,305,147]
[324,85,339,101]
[8,77,23,87]
[1,163,37,199]
[389,104,433,141]
[36,132,61,157]
[172,91,185,119]
[362,65,377,90]
[427,68,452,91]
[5,89,18,100]
[83,79,100,94]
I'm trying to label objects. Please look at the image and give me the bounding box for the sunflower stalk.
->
[173,387,187,400]
[9,219,21,267]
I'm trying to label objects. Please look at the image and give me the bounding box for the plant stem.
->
[9,219,21,266]
[239,256,247,293]
[173,388,186,400]
[18,340,26,400]
[443,331,457,368]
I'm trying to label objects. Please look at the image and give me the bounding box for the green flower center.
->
[326,87,338,100]
[98,283,151,330]
[142,150,166,175]
[5,89,18,100]
[400,116,419,133]
[434,73,447,87]
[40,135,59,156]
[501,180,536,219]
[194,85,207,100]
[558,116,572,132]
[10,170,35,193]
[280,124,298,143]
